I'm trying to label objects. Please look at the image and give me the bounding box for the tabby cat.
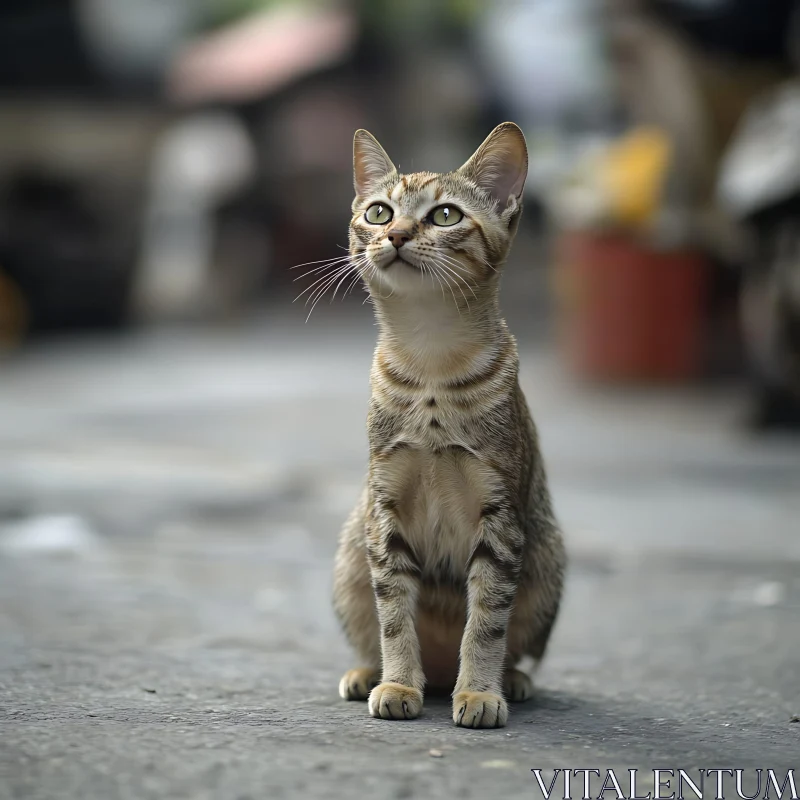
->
[332,123,565,728]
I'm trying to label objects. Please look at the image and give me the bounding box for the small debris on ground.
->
[790,716,799,723]
[752,581,785,607]
[0,514,100,556]
[428,750,443,758]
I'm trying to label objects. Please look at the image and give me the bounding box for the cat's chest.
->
[394,443,484,572]
[397,392,469,450]
[373,397,497,571]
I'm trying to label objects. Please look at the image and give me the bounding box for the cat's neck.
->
[372,291,508,384]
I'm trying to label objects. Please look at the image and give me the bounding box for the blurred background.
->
[2,1,799,796]
[2,0,800,423]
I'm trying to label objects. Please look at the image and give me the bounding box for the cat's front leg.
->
[453,505,523,728]
[365,491,424,720]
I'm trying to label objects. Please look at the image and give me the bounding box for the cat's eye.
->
[429,205,464,227]
[365,203,393,225]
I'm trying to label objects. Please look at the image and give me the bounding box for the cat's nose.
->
[387,229,412,249]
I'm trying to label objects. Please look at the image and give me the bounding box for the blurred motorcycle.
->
[718,18,800,429]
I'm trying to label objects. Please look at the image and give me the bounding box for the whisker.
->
[421,259,447,302]
[438,250,495,281]
[290,254,356,271]
[362,265,377,304]
[292,256,358,283]
[432,258,475,307]
[437,251,482,281]
[294,266,351,302]
[306,272,350,309]
[443,250,498,276]
[344,262,368,298]
[329,263,362,303]
[306,266,356,319]
[435,255,480,298]
[437,260,474,310]
[430,261,462,317]
[295,255,369,301]
[297,260,360,305]
[316,255,371,310]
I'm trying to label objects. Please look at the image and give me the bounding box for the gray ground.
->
[1,298,799,800]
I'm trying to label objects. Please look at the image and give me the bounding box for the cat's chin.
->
[386,255,420,271]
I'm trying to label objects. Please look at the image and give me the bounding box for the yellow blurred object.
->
[0,268,27,350]
[599,127,673,229]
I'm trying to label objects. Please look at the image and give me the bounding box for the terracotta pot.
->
[555,231,708,382]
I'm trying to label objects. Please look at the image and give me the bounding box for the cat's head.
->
[349,123,528,299]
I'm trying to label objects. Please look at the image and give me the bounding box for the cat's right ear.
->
[353,130,396,197]
[458,122,528,207]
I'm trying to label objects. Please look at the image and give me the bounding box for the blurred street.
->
[1,293,798,799]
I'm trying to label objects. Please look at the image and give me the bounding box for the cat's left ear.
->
[459,122,528,207]
[353,129,396,197]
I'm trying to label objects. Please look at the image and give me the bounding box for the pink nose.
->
[387,229,411,249]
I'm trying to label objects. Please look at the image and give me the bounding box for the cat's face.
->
[349,124,528,299]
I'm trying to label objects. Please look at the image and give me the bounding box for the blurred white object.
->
[77,0,198,81]
[752,581,785,607]
[478,0,610,124]
[134,112,257,319]
[476,0,613,200]
[151,113,255,200]
[718,84,800,218]
[0,515,100,556]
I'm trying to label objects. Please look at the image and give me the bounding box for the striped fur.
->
[332,124,565,729]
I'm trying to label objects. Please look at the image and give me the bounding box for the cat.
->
[331,123,566,728]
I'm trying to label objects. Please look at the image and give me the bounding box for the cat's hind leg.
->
[338,667,380,701]
[505,528,565,702]
[504,667,534,702]
[333,496,381,701]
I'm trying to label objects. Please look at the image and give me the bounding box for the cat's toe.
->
[339,668,380,701]
[368,682,423,720]
[504,668,534,702]
[453,691,508,728]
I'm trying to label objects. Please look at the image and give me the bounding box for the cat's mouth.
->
[387,254,420,271]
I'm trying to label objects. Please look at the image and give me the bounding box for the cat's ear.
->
[459,122,528,206]
[353,129,396,197]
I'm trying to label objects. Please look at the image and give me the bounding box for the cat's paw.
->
[453,691,508,728]
[368,682,423,720]
[339,668,380,701]
[504,668,534,702]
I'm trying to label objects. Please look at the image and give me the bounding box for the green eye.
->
[365,204,393,224]
[430,205,463,226]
